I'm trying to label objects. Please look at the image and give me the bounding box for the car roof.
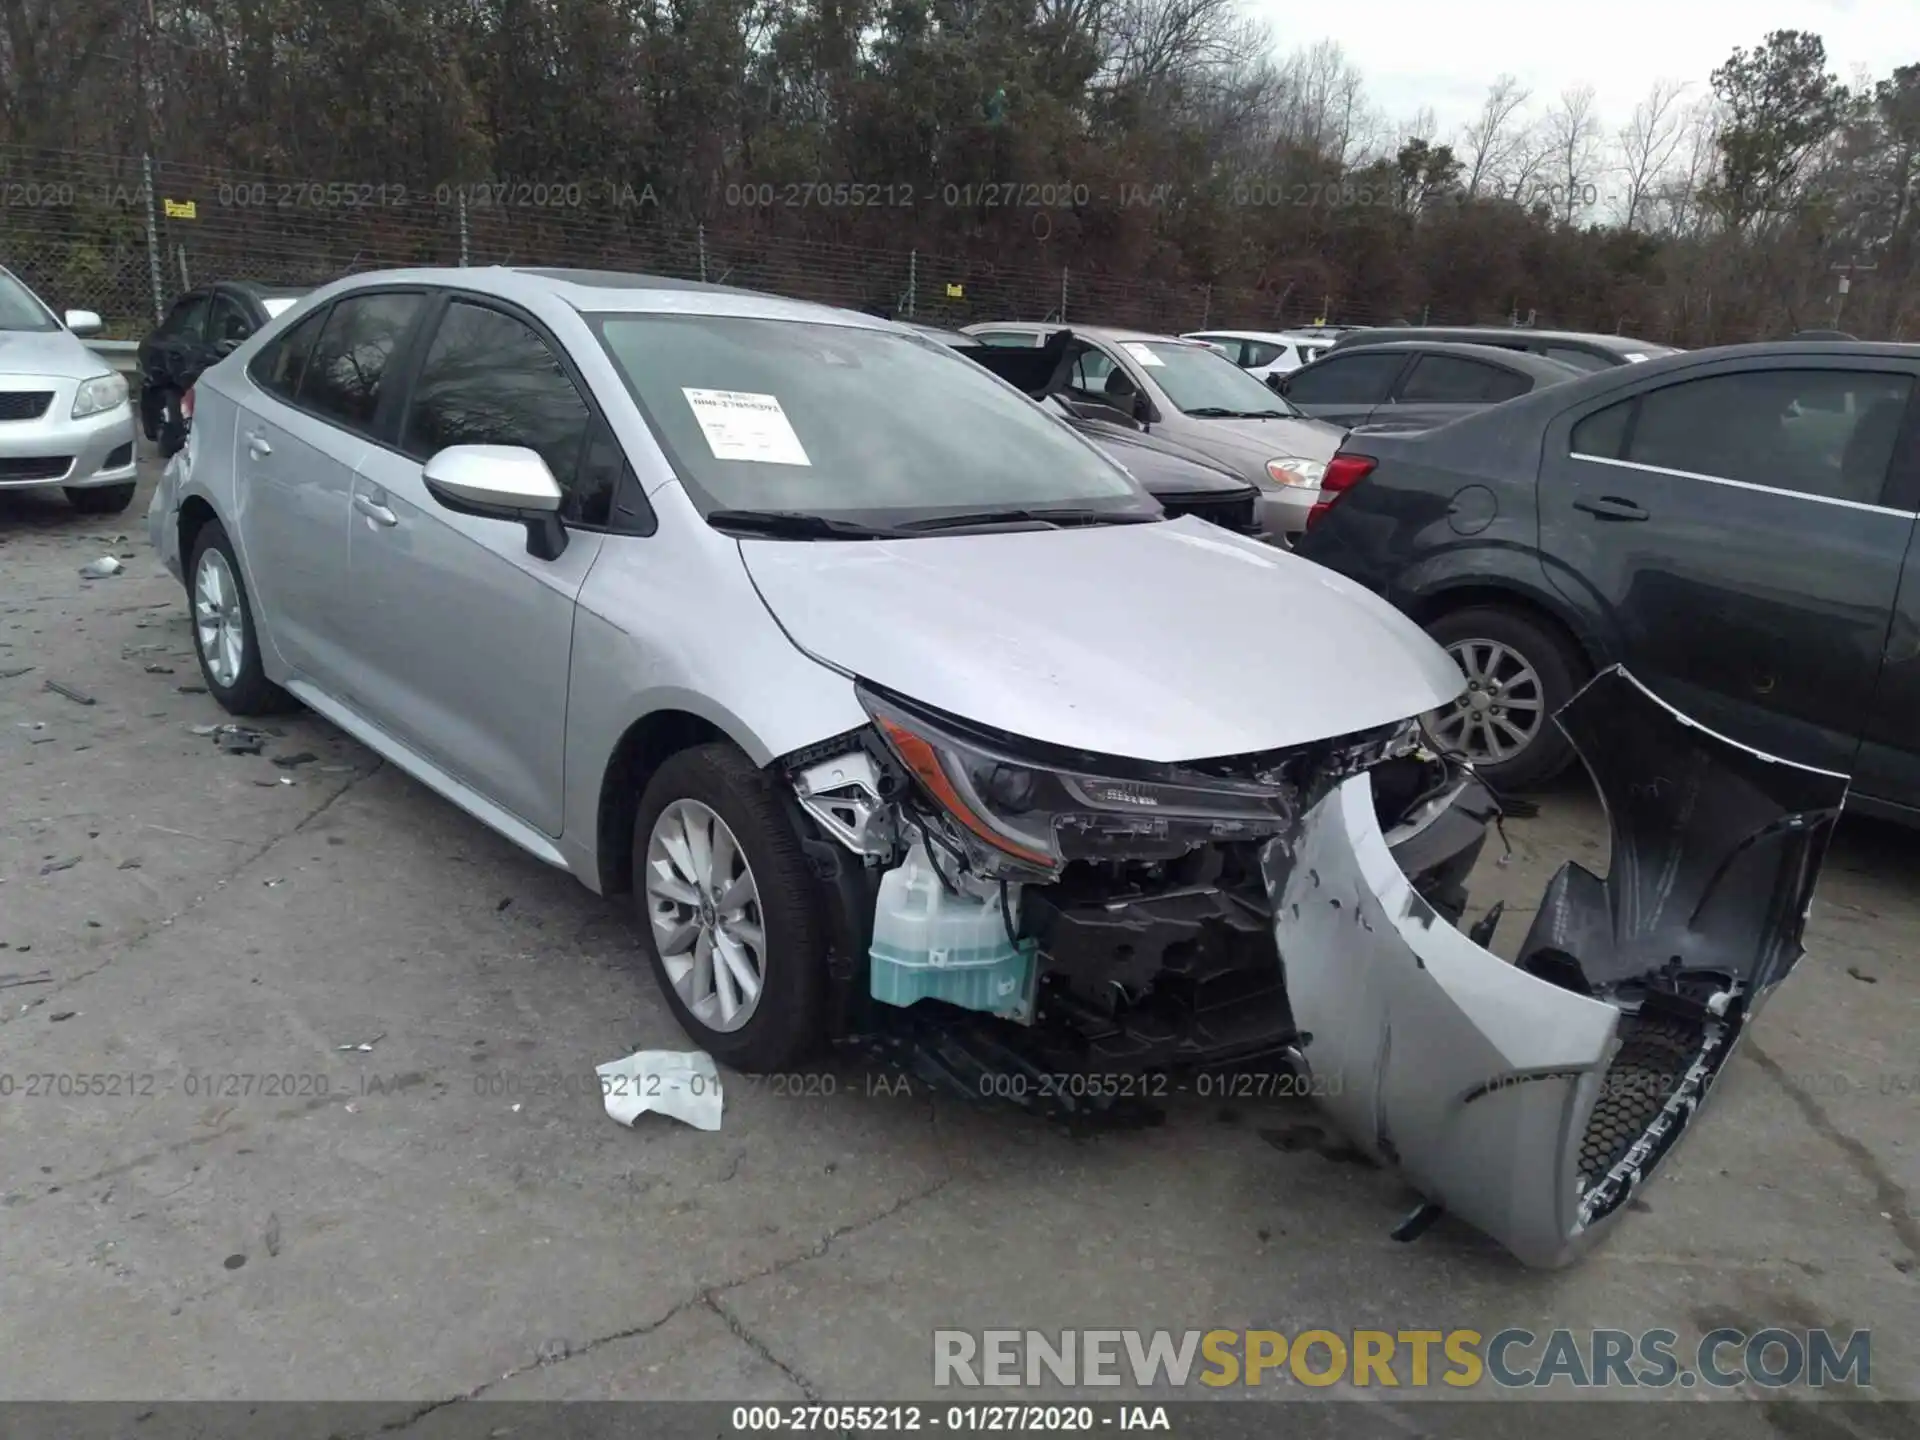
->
[301,265,902,330]
[1335,325,1672,356]
[905,322,978,346]
[961,321,1207,346]
[1182,329,1338,344]
[1313,340,1584,379]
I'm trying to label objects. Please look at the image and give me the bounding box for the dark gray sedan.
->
[1275,341,1583,431]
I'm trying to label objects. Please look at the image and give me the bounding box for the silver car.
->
[148,267,1842,1270]
[0,266,138,513]
[960,322,1346,539]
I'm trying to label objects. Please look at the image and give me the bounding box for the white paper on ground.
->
[1120,342,1165,367]
[681,389,812,466]
[597,1048,724,1131]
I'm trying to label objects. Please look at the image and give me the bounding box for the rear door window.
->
[1619,369,1916,506]
[248,307,330,402]
[1398,355,1531,404]
[1243,341,1285,368]
[209,292,254,347]
[296,291,426,434]
[1285,351,1406,405]
[158,294,209,342]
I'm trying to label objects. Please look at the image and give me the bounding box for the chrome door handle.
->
[353,493,398,527]
[246,433,271,459]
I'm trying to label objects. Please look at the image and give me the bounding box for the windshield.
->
[595,315,1154,523]
[1123,340,1302,417]
[0,269,58,332]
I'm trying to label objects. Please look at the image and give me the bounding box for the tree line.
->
[2,0,1915,342]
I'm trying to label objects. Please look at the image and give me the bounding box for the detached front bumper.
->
[1267,667,1846,1268]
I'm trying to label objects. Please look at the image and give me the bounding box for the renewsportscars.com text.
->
[932,1327,1871,1390]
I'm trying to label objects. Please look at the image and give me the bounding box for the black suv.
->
[1326,325,1679,373]
[138,280,316,453]
[1292,341,1920,819]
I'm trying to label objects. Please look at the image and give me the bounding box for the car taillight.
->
[1305,453,1376,530]
[180,386,195,424]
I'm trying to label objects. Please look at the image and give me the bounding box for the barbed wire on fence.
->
[2,143,1524,339]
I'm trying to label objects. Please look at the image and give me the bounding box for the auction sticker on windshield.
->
[682,389,812,466]
[1121,342,1165,367]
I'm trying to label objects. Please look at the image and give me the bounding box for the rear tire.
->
[187,518,298,716]
[1422,605,1584,790]
[66,482,135,515]
[630,743,829,1072]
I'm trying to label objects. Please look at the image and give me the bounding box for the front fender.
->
[1267,666,1846,1267]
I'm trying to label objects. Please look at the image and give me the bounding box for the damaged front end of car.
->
[778,679,1496,1095]
[777,665,1843,1268]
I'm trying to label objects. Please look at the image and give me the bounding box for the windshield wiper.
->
[706,509,908,540]
[1184,406,1294,419]
[899,507,1161,533]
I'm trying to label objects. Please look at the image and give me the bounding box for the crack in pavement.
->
[364,1171,959,1429]
[1748,1040,1919,1259]
[705,1292,820,1401]
[0,762,383,1028]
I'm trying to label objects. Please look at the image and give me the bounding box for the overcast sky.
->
[1258,0,1920,137]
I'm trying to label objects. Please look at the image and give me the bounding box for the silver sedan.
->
[0,266,138,513]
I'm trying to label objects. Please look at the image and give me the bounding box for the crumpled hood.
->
[0,327,112,381]
[740,515,1465,762]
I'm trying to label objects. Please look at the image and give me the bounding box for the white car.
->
[0,266,138,513]
[1182,329,1341,386]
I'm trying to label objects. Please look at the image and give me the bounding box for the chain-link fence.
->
[0,143,1502,339]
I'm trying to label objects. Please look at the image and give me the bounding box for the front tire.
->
[187,519,297,716]
[67,482,135,515]
[1421,605,1584,789]
[631,743,829,1071]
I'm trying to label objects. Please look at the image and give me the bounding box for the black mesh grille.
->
[1157,492,1257,533]
[0,391,53,421]
[0,456,72,480]
[1578,1014,1700,1184]
[104,442,133,468]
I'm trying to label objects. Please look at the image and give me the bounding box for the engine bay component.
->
[792,746,899,859]
[1270,666,1846,1268]
[869,838,1037,1021]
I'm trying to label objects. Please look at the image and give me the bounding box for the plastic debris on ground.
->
[43,679,96,706]
[78,557,122,578]
[596,1048,724,1132]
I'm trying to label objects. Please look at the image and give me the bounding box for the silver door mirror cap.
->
[422,444,563,515]
[1266,666,1848,1268]
[65,309,103,336]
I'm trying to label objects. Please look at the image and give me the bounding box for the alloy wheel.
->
[1424,638,1546,765]
[193,548,245,689]
[644,799,766,1032]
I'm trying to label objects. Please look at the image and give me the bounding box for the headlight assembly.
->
[858,686,1299,876]
[71,372,129,419]
[1266,457,1327,487]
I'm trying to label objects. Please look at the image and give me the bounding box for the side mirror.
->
[65,309,103,337]
[214,336,242,356]
[422,444,569,560]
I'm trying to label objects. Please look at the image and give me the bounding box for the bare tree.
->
[1545,84,1602,224]
[1646,96,1724,236]
[1614,79,1690,228]
[1270,40,1377,164]
[1457,75,1531,197]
